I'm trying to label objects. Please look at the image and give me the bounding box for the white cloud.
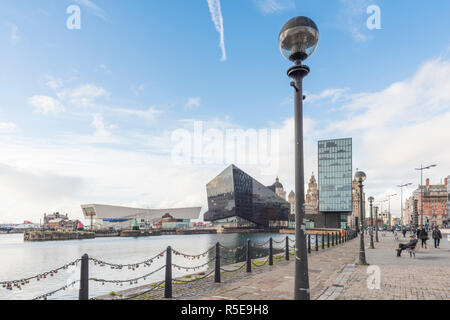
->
[185,97,202,109]
[338,0,374,42]
[253,0,295,14]
[0,122,16,132]
[74,0,107,20]
[91,114,115,139]
[43,75,64,90]
[5,23,19,45]
[306,88,350,104]
[29,95,65,114]
[57,84,110,108]
[113,106,161,120]
[206,0,227,61]
[99,64,112,75]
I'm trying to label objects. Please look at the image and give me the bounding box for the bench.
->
[406,243,417,259]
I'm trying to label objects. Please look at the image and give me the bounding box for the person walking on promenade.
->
[418,227,428,249]
[432,226,442,249]
[402,227,407,238]
[396,235,418,257]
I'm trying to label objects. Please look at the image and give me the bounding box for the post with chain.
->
[215,242,221,283]
[327,233,330,248]
[285,236,289,261]
[78,254,89,300]
[246,240,252,273]
[321,233,325,249]
[269,238,273,266]
[315,234,319,251]
[332,233,335,246]
[308,234,311,254]
[164,246,172,299]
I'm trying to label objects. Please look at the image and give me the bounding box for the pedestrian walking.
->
[418,227,428,249]
[432,226,442,249]
[402,227,407,238]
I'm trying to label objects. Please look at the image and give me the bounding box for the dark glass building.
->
[317,138,353,228]
[204,165,291,228]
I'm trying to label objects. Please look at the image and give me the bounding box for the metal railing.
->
[1,230,357,300]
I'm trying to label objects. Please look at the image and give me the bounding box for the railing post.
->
[246,240,252,273]
[308,234,311,254]
[269,238,273,266]
[315,234,319,251]
[285,236,289,261]
[332,233,335,246]
[215,242,221,283]
[327,233,330,248]
[164,246,172,299]
[322,233,325,249]
[78,254,89,300]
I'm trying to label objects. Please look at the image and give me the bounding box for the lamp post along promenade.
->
[279,16,319,300]
[355,171,367,265]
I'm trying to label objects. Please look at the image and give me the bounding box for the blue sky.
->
[1,0,450,223]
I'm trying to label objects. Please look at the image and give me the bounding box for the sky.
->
[1,0,450,224]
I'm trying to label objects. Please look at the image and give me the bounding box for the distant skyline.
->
[1,0,450,223]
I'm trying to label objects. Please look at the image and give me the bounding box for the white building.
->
[81,204,202,230]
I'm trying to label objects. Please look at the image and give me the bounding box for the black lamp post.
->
[374,206,379,242]
[279,16,319,301]
[386,193,397,229]
[355,171,367,265]
[415,164,437,228]
[368,196,375,249]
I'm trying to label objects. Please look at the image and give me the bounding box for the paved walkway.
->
[334,231,450,300]
[190,236,360,300]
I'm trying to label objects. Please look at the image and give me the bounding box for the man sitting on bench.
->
[396,235,418,257]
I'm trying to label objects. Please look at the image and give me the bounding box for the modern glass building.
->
[318,138,353,228]
[203,165,291,228]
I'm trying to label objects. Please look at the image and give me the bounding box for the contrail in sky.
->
[206,0,227,61]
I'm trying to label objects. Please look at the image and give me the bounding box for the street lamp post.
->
[397,183,412,227]
[368,197,375,249]
[415,164,437,229]
[355,171,367,265]
[386,193,397,229]
[374,206,379,242]
[279,16,319,301]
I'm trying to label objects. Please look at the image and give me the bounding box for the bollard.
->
[78,254,89,300]
[308,234,311,254]
[327,233,330,248]
[215,242,220,283]
[322,233,325,249]
[269,238,273,266]
[332,233,335,246]
[315,234,319,251]
[246,240,252,273]
[285,236,289,261]
[338,232,341,244]
[164,246,172,298]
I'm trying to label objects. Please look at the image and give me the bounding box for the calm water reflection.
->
[0,233,299,300]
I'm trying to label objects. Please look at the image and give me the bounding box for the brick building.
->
[405,178,448,228]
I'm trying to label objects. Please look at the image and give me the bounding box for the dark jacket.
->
[432,229,442,239]
[407,238,418,248]
[418,229,428,240]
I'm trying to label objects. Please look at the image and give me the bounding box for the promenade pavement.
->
[334,231,450,300]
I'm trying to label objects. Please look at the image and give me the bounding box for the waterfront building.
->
[286,173,318,216]
[414,178,448,228]
[267,177,287,200]
[203,164,291,228]
[317,138,353,229]
[80,204,201,230]
[348,177,365,229]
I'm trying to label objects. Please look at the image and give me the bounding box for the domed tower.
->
[272,177,286,200]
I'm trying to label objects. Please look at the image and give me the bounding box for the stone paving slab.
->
[334,232,450,300]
